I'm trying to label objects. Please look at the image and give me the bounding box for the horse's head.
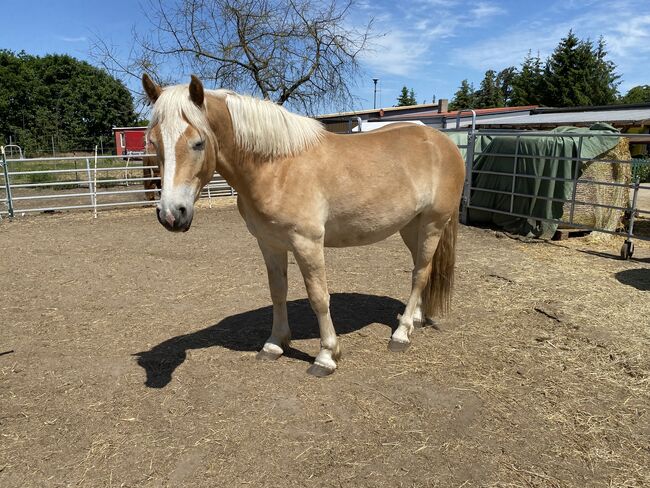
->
[143,74,216,232]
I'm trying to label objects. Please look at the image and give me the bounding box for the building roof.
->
[471,104,650,128]
[316,102,443,121]
[378,105,538,121]
[112,126,148,131]
[364,102,650,129]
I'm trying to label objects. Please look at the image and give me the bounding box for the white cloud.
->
[450,1,650,91]
[361,30,432,76]
[450,26,564,71]
[471,2,505,21]
[58,36,87,43]
[360,0,505,77]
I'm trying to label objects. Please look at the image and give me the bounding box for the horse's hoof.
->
[256,349,282,361]
[414,317,438,329]
[307,363,336,377]
[388,339,411,352]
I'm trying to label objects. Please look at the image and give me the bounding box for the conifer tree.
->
[396,86,417,106]
[475,70,503,108]
[449,79,476,110]
[511,51,544,106]
[542,31,619,107]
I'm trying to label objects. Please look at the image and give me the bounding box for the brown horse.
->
[142,74,465,376]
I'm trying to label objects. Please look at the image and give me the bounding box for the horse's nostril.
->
[178,206,187,216]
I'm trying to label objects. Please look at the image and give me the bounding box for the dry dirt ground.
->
[1,199,648,488]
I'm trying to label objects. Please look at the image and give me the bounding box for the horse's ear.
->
[189,75,204,107]
[142,73,162,104]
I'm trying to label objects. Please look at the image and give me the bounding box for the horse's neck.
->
[205,98,247,190]
[204,96,279,200]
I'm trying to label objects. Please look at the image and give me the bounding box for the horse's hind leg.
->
[257,242,291,360]
[399,216,427,326]
[390,216,444,351]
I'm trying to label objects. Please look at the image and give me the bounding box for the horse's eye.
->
[192,140,205,151]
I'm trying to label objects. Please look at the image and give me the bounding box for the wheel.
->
[620,241,634,260]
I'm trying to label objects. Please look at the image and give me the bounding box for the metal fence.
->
[3,125,650,259]
[330,114,649,259]
[0,147,235,219]
[453,125,650,259]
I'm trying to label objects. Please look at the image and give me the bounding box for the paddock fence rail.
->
[3,124,650,259]
[0,147,235,219]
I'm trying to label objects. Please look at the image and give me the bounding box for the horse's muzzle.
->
[156,204,193,232]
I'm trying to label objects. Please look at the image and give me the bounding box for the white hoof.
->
[391,326,410,344]
[263,342,283,355]
[389,325,412,352]
[256,342,284,360]
[307,350,337,376]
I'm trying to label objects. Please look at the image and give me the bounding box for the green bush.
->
[632,158,650,183]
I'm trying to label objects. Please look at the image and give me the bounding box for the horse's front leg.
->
[291,235,340,376]
[256,241,291,360]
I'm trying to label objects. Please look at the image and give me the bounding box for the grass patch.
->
[632,158,650,183]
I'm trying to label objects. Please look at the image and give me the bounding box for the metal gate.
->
[453,123,650,259]
[0,146,236,218]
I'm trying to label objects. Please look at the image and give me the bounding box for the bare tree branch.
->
[90,0,377,114]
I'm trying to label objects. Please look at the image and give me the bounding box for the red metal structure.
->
[112,126,160,200]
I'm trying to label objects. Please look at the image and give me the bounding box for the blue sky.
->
[2,0,650,112]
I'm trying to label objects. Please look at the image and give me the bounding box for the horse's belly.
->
[323,213,413,247]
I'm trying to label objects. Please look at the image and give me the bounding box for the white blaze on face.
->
[160,119,194,210]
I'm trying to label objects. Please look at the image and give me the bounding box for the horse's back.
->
[313,125,465,247]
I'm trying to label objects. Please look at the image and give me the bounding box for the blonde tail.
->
[422,207,459,317]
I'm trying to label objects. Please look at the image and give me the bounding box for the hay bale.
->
[563,137,631,235]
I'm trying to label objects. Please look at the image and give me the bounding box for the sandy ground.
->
[636,187,650,216]
[1,199,648,487]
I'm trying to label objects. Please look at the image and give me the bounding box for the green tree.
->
[475,70,503,108]
[586,37,620,106]
[542,31,619,107]
[620,85,650,104]
[496,67,517,106]
[449,79,476,110]
[0,51,137,155]
[511,51,544,106]
[396,86,417,106]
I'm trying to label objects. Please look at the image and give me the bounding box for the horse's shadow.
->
[134,293,403,388]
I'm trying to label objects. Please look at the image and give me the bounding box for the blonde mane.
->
[147,85,213,141]
[214,89,325,159]
[149,84,325,159]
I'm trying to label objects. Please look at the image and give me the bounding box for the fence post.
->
[1,146,15,218]
[93,146,98,219]
[625,175,640,250]
[568,136,584,226]
[85,158,95,208]
[460,126,476,225]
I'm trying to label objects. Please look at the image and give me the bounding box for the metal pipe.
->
[568,136,584,225]
[1,147,15,218]
[626,175,641,245]
[509,135,520,214]
[463,203,649,242]
[455,109,477,129]
[460,125,476,224]
[373,79,378,109]
[4,154,156,163]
